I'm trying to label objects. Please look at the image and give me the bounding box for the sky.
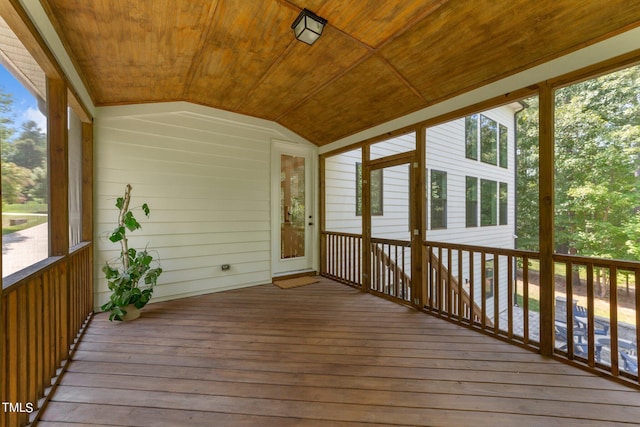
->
[0,63,47,137]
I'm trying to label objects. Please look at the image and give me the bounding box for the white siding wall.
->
[324,135,415,238]
[324,106,518,318]
[426,106,516,248]
[325,148,362,234]
[94,102,313,309]
[426,105,518,318]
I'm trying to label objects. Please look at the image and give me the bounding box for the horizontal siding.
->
[325,148,362,234]
[324,106,518,316]
[94,103,309,309]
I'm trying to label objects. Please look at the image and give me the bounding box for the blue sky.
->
[0,64,47,136]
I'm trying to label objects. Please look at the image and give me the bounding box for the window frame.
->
[430,169,447,229]
[356,162,383,216]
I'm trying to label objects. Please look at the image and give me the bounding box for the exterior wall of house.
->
[94,102,315,308]
[324,106,518,318]
[425,106,517,248]
[426,104,518,318]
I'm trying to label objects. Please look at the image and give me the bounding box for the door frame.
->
[270,140,317,277]
[363,150,423,305]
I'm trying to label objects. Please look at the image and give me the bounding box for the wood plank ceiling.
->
[41,0,640,146]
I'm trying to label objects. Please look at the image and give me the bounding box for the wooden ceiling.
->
[41,0,640,146]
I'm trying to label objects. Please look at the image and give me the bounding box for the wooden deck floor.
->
[39,277,640,426]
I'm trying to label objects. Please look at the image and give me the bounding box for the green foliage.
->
[100,185,162,321]
[516,65,640,262]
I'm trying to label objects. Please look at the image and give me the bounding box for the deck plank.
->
[40,278,640,426]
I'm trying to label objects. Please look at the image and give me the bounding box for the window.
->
[480,115,497,165]
[466,176,478,227]
[466,113,508,168]
[465,114,478,160]
[1,21,49,277]
[499,182,508,225]
[481,179,497,226]
[356,162,383,216]
[430,170,447,229]
[485,259,494,298]
[499,124,508,168]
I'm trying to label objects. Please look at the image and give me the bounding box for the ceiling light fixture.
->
[291,8,327,45]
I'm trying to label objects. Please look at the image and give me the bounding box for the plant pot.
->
[121,304,141,321]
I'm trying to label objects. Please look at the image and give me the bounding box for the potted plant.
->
[101,184,162,321]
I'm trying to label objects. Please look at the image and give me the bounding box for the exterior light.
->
[291,8,327,45]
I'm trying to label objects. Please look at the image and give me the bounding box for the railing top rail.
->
[423,240,539,259]
[2,256,64,295]
[322,231,363,239]
[554,253,640,270]
[371,237,411,247]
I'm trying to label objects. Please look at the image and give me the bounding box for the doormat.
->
[273,276,319,289]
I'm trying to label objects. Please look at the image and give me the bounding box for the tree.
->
[10,120,46,169]
[516,65,640,270]
[554,65,640,265]
[515,97,540,251]
[1,161,32,204]
[0,89,15,162]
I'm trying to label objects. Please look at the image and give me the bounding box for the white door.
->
[271,141,315,276]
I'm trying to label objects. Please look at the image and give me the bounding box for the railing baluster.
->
[481,252,486,329]
[566,261,574,359]
[457,249,463,325]
[586,263,595,367]
[507,255,514,338]
[469,250,476,325]
[610,266,619,375]
[493,255,499,334]
[523,257,529,344]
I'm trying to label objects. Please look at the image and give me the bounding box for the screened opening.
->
[1,17,49,277]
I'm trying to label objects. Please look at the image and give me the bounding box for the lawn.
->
[2,202,48,234]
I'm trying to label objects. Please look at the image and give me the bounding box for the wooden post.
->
[412,127,425,307]
[362,144,371,292]
[538,82,555,356]
[48,78,69,257]
[319,155,326,276]
[81,121,93,243]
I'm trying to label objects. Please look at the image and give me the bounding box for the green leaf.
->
[109,226,125,242]
[124,211,141,231]
[142,203,150,217]
[116,197,124,210]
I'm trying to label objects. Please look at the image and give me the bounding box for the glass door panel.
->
[281,154,305,259]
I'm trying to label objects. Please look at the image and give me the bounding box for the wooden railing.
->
[554,253,639,383]
[370,238,411,303]
[425,247,488,326]
[322,231,362,288]
[322,231,639,385]
[423,241,541,349]
[1,242,94,427]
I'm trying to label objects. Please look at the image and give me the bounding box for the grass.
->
[2,201,48,213]
[525,259,637,291]
[519,280,637,326]
[516,293,540,312]
[2,202,48,234]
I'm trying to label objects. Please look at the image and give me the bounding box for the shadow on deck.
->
[39,277,640,426]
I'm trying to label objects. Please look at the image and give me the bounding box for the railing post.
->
[412,129,425,307]
[319,155,327,276]
[362,144,371,292]
[539,82,555,356]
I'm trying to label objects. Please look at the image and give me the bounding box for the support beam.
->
[81,121,93,243]
[412,128,425,307]
[362,144,371,292]
[538,82,555,356]
[48,78,69,257]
